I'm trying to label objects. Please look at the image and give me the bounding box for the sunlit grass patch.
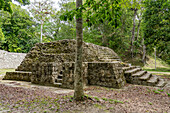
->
[143,67,170,72]
[0,69,15,75]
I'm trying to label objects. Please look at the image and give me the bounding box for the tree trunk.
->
[131,9,137,58]
[74,0,84,101]
[155,46,156,69]
[136,19,141,40]
[40,23,43,43]
[142,38,146,65]
[136,10,143,40]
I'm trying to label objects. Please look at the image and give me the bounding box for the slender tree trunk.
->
[74,0,84,101]
[142,38,146,65]
[131,9,137,58]
[155,46,156,69]
[40,23,43,43]
[136,19,141,40]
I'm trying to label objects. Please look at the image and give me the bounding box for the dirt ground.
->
[0,74,169,113]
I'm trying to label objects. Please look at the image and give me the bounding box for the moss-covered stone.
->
[16,39,120,71]
[4,39,126,89]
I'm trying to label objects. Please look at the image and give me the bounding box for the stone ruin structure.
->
[3,39,166,89]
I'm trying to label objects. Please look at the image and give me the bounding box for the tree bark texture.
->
[142,38,146,65]
[136,19,141,40]
[131,9,137,58]
[74,0,84,101]
[155,46,156,69]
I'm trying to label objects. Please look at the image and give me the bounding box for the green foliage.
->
[0,0,30,13]
[49,0,76,41]
[0,0,168,66]
[0,4,38,52]
[57,0,138,59]
[143,0,170,64]
[0,28,5,47]
[60,0,122,28]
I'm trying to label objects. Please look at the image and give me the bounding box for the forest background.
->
[0,0,169,65]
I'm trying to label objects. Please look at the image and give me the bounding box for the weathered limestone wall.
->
[31,61,125,89]
[31,62,61,85]
[16,39,119,71]
[88,62,126,88]
[0,50,26,69]
[31,62,88,89]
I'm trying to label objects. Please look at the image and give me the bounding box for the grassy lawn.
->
[0,69,15,75]
[143,67,170,72]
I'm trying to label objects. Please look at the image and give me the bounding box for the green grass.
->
[0,69,15,75]
[148,102,152,105]
[143,67,170,72]
[167,93,170,97]
[94,97,100,101]
[152,90,161,94]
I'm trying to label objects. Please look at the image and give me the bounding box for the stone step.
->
[122,66,136,71]
[53,83,62,87]
[100,59,121,61]
[102,57,119,60]
[125,68,141,74]
[3,71,32,82]
[147,75,158,85]
[132,71,147,77]
[101,56,119,59]
[100,55,117,58]
[122,67,131,71]
[156,79,166,87]
[139,73,152,80]
[56,79,63,83]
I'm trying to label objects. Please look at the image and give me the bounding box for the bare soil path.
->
[0,76,169,113]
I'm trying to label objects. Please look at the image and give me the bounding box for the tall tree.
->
[74,0,84,101]
[60,0,122,101]
[131,8,138,58]
[29,0,55,43]
[125,0,144,58]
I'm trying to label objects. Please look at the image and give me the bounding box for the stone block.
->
[3,71,31,82]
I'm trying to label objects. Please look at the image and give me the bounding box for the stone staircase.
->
[99,53,121,62]
[53,74,63,87]
[123,66,166,87]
